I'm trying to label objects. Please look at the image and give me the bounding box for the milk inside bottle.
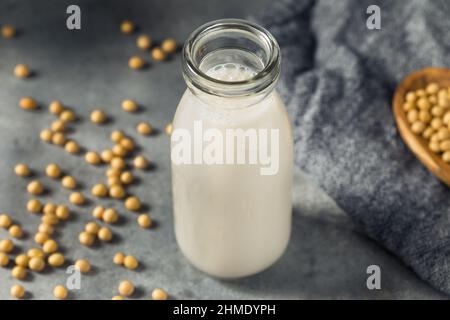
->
[171,19,293,278]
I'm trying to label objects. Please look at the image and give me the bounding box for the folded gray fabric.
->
[256,0,450,295]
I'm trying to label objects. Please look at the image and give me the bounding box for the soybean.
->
[15,163,30,177]
[19,97,37,110]
[0,214,13,228]
[161,38,177,54]
[27,180,43,195]
[120,20,135,34]
[124,255,138,270]
[14,64,30,78]
[79,231,95,247]
[61,176,77,189]
[151,288,168,300]
[0,239,14,253]
[53,285,68,299]
[85,151,101,165]
[46,163,61,178]
[129,56,145,70]
[118,280,134,296]
[98,227,113,242]
[137,214,152,229]
[137,35,152,50]
[125,196,141,211]
[151,47,166,61]
[69,192,85,205]
[10,285,25,299]
[90,110,107,124]
[75,259,91,273]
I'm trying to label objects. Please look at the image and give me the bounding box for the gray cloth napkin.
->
[256,0,450,295]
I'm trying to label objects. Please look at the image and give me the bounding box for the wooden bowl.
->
[393,67,450,186]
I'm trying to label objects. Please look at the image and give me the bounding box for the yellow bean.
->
[161,38,177,54]
[118,280,134,296]
[53,285,68,299]
[120,20,135,34]
[151,288,168,300]
[136,35,152,50]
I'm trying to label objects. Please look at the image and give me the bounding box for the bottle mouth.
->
[182,19,281,97]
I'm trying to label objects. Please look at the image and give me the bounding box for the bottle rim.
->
[182,19,281,97]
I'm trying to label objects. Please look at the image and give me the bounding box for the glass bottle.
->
[171,19,293,278]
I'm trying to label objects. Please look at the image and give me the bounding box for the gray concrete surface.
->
[0,0,445,299]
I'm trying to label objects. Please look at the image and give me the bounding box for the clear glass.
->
[171,19,293,278]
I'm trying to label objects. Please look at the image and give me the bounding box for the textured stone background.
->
[0,0,444,299]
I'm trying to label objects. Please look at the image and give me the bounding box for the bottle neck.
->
[182,19,281,99]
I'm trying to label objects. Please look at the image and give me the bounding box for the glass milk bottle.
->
[171,19,293,278]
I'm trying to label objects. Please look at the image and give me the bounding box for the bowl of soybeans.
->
[393,67,450,186]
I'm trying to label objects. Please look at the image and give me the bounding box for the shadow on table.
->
[218,207,445,299]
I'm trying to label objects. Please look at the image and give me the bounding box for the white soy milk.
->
[171,61,293,278]
[206,63,257,82]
